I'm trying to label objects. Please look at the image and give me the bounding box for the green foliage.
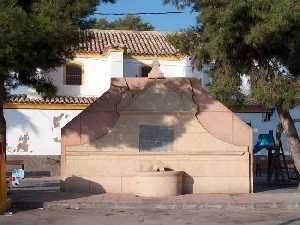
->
[166,0,300,111]
[167,27,204,66]
[93,15,154,31]
[209,66,246,109]
[0,0,114,97]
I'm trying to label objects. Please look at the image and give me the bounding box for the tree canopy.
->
[0,0,114,97]
[165,0,300,172]
[0,0,114,150]
[166,0,300,110]
[92,15,154,31]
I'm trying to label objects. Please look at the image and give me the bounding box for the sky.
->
[94,0,197,31]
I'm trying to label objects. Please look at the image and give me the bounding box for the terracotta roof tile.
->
[6,94,263,108]
[7,95,97,105]
[75,30,179,56]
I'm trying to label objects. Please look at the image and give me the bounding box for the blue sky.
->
[94,0,197,31]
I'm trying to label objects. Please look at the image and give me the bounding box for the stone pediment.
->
[122,79,197,113]
[62,77,252,150]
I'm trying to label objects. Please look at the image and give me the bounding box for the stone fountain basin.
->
[135,171,183,197]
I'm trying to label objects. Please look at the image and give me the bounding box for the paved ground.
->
[7,177,300,210]
[11,177,299,193]
[3,177,300,224]
[8,177,60,192]
[1,208,300,225]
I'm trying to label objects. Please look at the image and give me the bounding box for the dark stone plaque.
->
[139,125,174,152]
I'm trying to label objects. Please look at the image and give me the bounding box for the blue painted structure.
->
[253,134,275,154]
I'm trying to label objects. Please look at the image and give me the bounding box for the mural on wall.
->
[52,113,69,143]
[7,133,31,153]
[5,109,80,155]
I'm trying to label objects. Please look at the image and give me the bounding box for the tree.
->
[0,0,114,154]
[93,15,154,31]
[165,0,300,172]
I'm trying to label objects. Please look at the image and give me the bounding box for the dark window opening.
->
[65,63,82,85]
[141,65,152,77]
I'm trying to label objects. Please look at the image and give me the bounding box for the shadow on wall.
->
[5,110,38,134]
[62,78,251,151]
[62,174,195,195]
[61,78,253,194]
[62,78,204,151]
[62,176,106,194]
[182,172,194,194]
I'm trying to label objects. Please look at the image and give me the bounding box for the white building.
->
[4,30,300,176]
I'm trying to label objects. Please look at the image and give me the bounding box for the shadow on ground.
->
[8,177,98,212]
[278,217,300,225]
[253,176,299,193]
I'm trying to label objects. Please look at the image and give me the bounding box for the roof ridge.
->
[88,29,175,34]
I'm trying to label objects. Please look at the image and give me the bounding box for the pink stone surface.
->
[126,77,153,91]
[61,77,253,186]
[190,78,252,147]
[196,112,234,144]
[80,112,119,144]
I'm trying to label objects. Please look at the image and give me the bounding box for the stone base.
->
[62,152,251,194]
[6,155,60,177]
[135,171,183,197]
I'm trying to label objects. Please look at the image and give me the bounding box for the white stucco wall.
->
[11,55,207,98]
[123,57,204,78]
[49,56,206,96]
[237,106,300,155]
[5,109,82,156]
[4,106,299,157]
[49,57,110,97]
[108,51,124,78]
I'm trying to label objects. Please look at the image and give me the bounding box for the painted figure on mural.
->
[52,113,69,143]
[7,133,30,153]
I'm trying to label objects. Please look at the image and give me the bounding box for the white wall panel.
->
[5,109,82,156]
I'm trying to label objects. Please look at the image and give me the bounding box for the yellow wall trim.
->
[74,51,186,61]
[4,102,266,112]
[0,199,11,214]
[0,155,10,213]
[125,55,185,61]
[74,52,105,59]
[75,48,125,59]
[4,103,89,110]
[103,48,125,56]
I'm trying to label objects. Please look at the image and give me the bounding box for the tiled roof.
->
[6,94,263,107]
[7,95,97,105]
[76,30,179,56]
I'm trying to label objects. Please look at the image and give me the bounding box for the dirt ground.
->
[1,208,300,225]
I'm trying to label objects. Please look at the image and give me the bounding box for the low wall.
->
[63,151,250,194]
[7,155,60,177]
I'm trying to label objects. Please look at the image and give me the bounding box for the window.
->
[140,65,152,77]
[139,125,174,152]
[65,63,83,85]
